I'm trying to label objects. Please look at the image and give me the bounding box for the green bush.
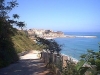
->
[89,58,95,65]
[95,59,100,70]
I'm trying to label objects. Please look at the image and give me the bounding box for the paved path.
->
[0,50,51,75]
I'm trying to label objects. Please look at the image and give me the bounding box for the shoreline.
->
[42,50,79,64]
[61,53,79,64]
[44,35,97,39]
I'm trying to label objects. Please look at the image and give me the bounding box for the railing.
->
[41,51,70,75]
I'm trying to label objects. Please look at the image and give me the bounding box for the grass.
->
[12,31,43,53]
[0,30,44,68]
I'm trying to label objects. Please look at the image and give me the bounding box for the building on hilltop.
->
[27,28,65,39]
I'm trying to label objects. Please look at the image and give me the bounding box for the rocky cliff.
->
[27,28,66,39]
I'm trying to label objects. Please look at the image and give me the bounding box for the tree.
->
[79,49,100,75]
[0,0,19,45]
[36,37,62,54]
[36,37,62,70]
[17,21,25,30]
[13,14,20,19]
[0,0,24,68]
[62,45,100,75]
[0,0,18,18]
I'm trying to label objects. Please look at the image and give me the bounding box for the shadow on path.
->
[0,59,50,75]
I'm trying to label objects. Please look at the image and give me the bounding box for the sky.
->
[9,0,100,32]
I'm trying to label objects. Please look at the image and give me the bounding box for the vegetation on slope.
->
[0,0,19,68]
[0,0,43,68]
[0,28,43,68]
[62,46,100,75]
[12,31,44,53]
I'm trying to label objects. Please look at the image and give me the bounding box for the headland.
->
[27,28,97,39]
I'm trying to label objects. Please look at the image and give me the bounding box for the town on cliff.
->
[27,28,66,39]
[25,28,97,39]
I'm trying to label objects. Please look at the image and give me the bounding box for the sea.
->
[54,32,100,61]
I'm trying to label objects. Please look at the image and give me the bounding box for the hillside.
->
[0,29,43,68]
[12,31,43,53]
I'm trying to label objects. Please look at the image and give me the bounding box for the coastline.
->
[61,53,79,64]
[28,29,97,40]
[44,35,97,39]
[42,50,79,65]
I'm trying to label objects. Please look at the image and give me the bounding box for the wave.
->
[66,35,97,38]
